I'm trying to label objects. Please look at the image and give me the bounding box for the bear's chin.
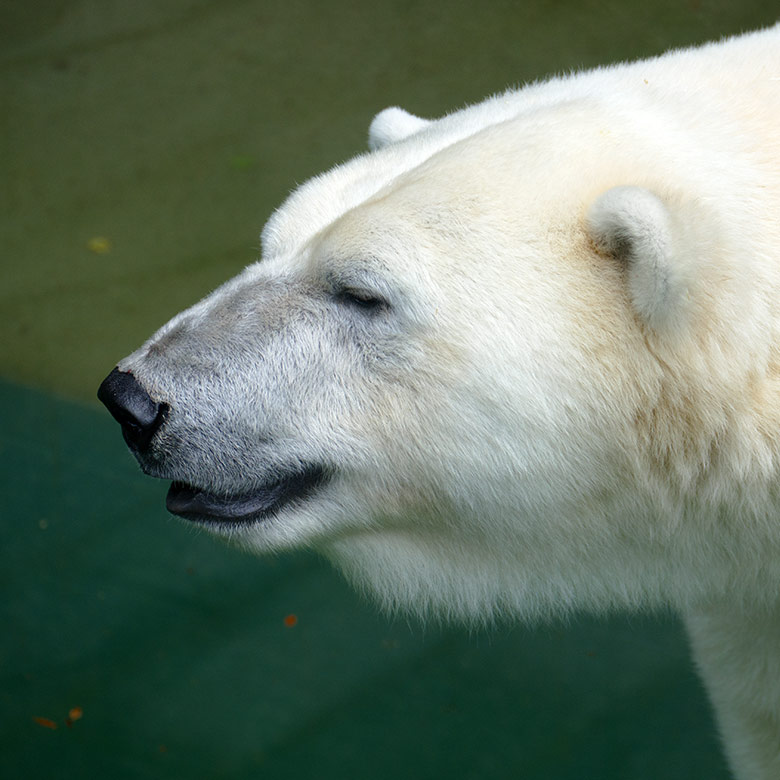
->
[165,465,328,525]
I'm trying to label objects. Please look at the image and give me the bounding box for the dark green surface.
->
[4,2,779,777]
[1,379,729,778]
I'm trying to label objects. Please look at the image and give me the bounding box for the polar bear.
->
[98,26,780,779]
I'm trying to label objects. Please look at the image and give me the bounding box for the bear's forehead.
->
[257,87,585,265]
[260,109,618,273]
[259,138,454,264]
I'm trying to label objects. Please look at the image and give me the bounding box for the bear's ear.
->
[368,107,430,151]
[587,186,685,330]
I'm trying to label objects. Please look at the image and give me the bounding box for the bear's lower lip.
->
[165,465,327,524]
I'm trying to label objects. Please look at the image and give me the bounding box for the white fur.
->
[116,26,780,779]
[587,185,685,330]
[367,106,431,150]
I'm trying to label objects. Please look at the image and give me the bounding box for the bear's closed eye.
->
[336,288,389,312]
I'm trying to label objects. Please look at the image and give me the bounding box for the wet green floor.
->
[3,1,779,777]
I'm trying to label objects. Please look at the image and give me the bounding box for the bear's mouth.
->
[165,465,328,525]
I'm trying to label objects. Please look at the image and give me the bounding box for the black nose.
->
[97,368,168,452]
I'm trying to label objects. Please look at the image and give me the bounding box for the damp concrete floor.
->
[3,2,778,777]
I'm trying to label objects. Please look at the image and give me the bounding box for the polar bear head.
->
[99,96,773,622]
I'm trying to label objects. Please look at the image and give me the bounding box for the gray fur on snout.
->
[120,273,358,498]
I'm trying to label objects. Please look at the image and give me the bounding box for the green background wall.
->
[2,2,777,777]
